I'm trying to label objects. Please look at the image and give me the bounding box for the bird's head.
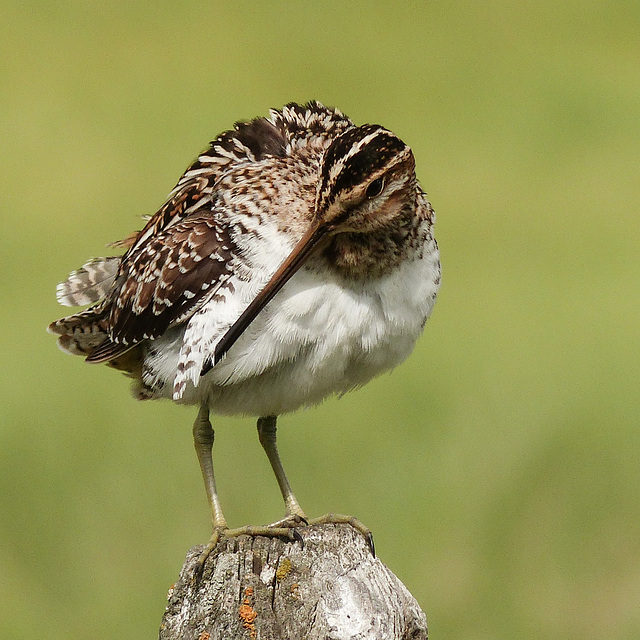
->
[314,124,417,234]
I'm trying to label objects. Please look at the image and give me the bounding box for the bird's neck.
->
[320,205,428,280]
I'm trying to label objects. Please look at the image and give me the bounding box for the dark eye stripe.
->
[329,134,406,196]
[318,126,408,207]
[321,124,381,170]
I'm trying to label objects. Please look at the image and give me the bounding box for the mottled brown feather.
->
[54,102,356,365]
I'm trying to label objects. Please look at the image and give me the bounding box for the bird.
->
[48,101,441,568]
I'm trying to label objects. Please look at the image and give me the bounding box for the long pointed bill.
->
[202,221,328,374]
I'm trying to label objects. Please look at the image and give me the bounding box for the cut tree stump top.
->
[159,523,428,640]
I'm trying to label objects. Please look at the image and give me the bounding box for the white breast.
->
[142,239,440,417]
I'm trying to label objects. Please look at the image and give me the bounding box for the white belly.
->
[142,243,440,417]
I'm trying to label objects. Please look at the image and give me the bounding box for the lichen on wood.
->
[159,523,428,639]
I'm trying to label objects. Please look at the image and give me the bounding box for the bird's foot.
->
[193,519,307,580]
[193,513,373,580]
[308,513,375,557]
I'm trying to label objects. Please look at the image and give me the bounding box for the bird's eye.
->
[365,177,385,199]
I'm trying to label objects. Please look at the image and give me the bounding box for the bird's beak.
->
[203,220,328,373]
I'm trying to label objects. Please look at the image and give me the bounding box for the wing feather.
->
[105,213,237,346]
[53,103,350,368]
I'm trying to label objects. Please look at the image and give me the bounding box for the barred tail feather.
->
[56,257,120,307]
[47,306,110,356]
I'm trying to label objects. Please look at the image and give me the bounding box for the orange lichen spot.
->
[239,587,257,638]
[239,603,257,625]
[198,632,211,640]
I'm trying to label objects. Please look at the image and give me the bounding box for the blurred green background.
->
[2,1,639,638]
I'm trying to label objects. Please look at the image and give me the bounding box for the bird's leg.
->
[192,409,303,576]
[255,416,374,553]
[191,411,374,574]
[257,415,307,523]
[192,405,227,571]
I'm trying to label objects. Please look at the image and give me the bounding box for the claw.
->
[292,528,305,549]
[365,531,375,558]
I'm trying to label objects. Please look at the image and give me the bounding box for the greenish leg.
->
[192,405,227,572]
[255,417,374,554]
[257,415,307,521]
[193,405,228,529]
[191,410,374,578]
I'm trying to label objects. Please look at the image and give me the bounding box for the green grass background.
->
[2,1,639,638]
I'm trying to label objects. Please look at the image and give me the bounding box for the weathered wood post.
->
[159,523,428,639]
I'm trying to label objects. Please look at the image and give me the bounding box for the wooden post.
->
[159,523,428,639]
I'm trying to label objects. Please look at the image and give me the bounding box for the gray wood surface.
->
[159,523,428,639]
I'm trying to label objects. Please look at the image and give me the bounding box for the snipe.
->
[49,101,441,570]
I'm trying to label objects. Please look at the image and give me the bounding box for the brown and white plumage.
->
[50,104,348,360]
[49,101,440,560]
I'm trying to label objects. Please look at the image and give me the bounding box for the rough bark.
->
[159,523,427,640]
